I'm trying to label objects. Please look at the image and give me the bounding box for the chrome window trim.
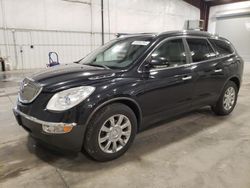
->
[188,53,235,66]
[13,107,76,127]
[18,77,43,104]
[206,38,217,55]
[149,63,192,72]
[137,35,236,73]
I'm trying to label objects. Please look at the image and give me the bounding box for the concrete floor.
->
[1,65,250,188]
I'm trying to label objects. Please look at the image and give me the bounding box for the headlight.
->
[46,86,95,111]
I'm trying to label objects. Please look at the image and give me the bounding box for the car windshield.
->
[79,36,153,69]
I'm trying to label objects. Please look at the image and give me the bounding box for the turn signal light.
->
[42,123,76,134]
[63,125,73,133]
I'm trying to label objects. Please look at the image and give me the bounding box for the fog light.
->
[42,123,75,134]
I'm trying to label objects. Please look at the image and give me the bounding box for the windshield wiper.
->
[73,58,84,64]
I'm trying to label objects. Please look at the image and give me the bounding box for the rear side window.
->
[209,39,234,56]
[186,38,216,62]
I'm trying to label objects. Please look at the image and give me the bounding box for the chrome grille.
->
[18,78,42,104]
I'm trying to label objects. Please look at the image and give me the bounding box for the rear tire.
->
[83,103,137,162]
[211,81,238,116]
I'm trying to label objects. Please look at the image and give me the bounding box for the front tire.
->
[212,81,238,116]
[83,103,137,162]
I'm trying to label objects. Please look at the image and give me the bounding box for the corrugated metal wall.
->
[0,0,200,70]
[0,28,114,69]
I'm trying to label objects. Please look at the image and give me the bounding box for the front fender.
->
[84,95,142,126]
[76,77,144,141]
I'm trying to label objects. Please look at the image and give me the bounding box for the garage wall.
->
[0,0,199,70]
[208,2,250,63]
[208,1,250,34]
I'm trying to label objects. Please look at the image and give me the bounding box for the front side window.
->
[186,38,216,62]
[149,39,186,68]
[209,39,234,56]
[80,37,153,69]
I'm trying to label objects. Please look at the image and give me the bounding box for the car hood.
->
[30,64,119,92]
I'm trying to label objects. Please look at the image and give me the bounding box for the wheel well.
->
[85,98,142,133]
[114,99,141,131]
[86,98,142,130]
[85,98,142,131]
[229,77,240,90]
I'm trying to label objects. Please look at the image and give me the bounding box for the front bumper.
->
[13,107,85,152]
[14,108,77,128]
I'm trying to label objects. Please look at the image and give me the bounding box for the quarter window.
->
[150,39,186,68]
[209,39,234,56]
[186,38,216,62]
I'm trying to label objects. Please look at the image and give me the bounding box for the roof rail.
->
[158,30,214,37]
[114,30,220,39]
[115,33,156,38]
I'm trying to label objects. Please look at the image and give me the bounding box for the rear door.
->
[185,37,227,107]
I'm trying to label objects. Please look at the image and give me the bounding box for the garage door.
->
[216,15,250,63]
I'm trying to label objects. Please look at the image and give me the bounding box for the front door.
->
[139,38,195,124]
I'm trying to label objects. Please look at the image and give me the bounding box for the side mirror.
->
[148,57,169,68]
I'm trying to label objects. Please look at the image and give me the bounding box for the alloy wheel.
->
[223,86,236,111]
[98,114,132,153]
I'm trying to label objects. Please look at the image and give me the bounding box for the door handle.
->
[214,69,222,73]
[182,76,192,81]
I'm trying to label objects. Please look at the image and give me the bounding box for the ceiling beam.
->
[207,0,249,7]
[200,1,210,31]
[183,0,209,31]
[183,0,202,9]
